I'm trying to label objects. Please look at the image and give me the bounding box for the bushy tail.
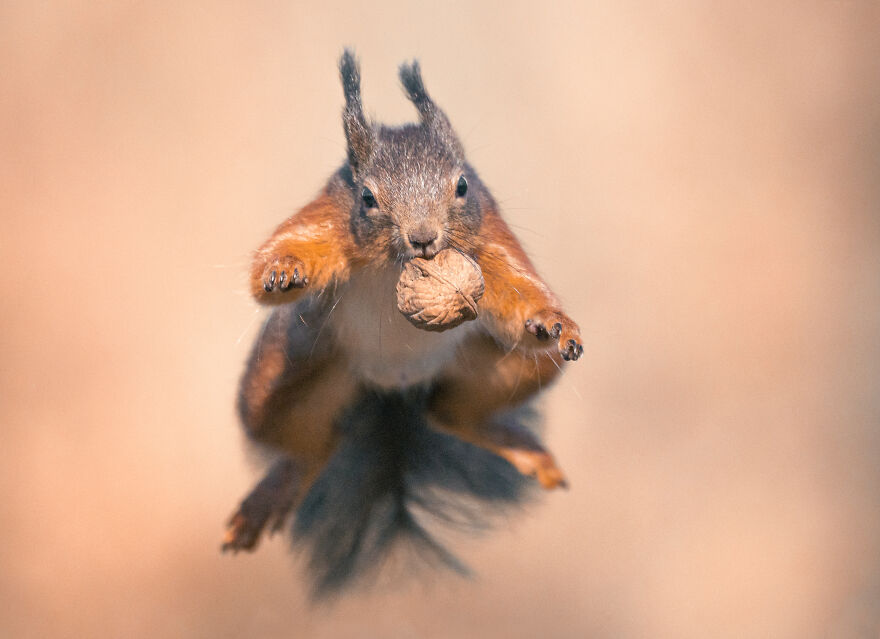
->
[291,386,536,599]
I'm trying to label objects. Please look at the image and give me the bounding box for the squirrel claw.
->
[524,318,552,341]
[561,339,584,362]
[261,256,308,293]
[525,310,583,361]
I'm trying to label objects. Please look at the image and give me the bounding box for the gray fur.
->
[341,51,481,262]
[339,49,375,176]
[398,59,464,161]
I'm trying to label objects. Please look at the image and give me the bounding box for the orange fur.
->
[226,298,357,551]
[473,206,581,357]
[428,332,569,489]
[250,189,358,305]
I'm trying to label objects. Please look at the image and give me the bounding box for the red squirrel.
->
[223,51,583,596]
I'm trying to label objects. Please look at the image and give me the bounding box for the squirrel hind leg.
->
[428,410,568,490]
[228,302,356,552]
[223,419,344,553]
[226,361,354,551]
[427,333,569,490]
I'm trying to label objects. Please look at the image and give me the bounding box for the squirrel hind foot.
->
[499,448,569,490]
[221,458,300,553]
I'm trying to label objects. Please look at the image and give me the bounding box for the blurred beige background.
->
[2,2,879,637]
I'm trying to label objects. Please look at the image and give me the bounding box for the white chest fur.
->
[329,266,475,389]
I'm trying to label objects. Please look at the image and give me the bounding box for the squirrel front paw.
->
[525,310,583,361]
[261,256,308,293]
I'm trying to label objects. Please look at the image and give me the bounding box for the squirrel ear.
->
[399,59,464,159]
[339,49,374,176]
[399,60,432,116]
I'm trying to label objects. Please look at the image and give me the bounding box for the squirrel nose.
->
[408,230,438,253]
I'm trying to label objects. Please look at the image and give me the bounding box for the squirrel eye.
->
[362,187,377,209]
[456,176,468,197]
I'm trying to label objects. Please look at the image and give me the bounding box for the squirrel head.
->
[339,50,483,263]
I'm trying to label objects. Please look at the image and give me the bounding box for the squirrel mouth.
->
[409,246,438,260]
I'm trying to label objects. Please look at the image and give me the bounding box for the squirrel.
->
[222,50,583,597]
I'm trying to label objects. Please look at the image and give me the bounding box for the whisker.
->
[532,351,541,391]
[543,350,564,375]
[310,291,345,358]
[443,229,534,280]
[496,339,520,364]
[506,353,525,402]
[236,307,265,346]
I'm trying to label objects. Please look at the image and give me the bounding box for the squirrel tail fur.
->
[288,386,536,599]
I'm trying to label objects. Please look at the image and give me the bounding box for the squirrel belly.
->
[329,265,478,389]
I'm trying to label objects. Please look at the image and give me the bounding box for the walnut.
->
[396,249,485,332]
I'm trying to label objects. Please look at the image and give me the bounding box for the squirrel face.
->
[356,126,478,261]
[339,51,483,264]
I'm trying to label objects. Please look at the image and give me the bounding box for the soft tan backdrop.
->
[2,2,879,637]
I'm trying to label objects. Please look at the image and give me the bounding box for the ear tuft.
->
[339,49,362,108]
[399,58,464,161]
[399,60,431,115]
[339,49,374,176]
